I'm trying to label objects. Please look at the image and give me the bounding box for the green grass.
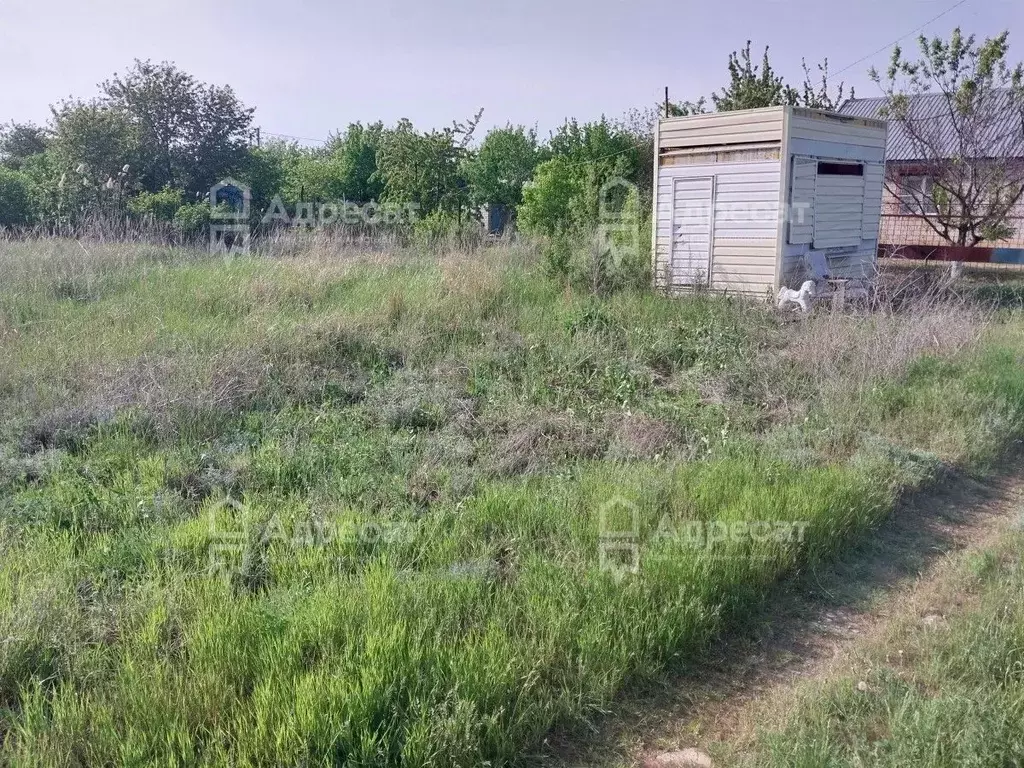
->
[2,239,1024,766]
[742,526,1024,767]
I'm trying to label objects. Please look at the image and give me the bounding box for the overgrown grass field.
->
[1,238,1023,766]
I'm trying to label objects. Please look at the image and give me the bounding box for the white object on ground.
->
[777,280,816,313]
[646,748,714,768]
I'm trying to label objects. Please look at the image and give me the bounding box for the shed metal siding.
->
[659,107,785,151]
[824,249,876,280]
[650,117,661,285]
[713,171,780,240]
[789,110,888,150]
[670,177,714,285]
[813,174,866,249]
[654,161,781,295]
[861,163,885,240]
[787,139,886,164]
[788,158,817,244]
[712,169,781,295]
[787,109,888,163]
[711,239,778,295]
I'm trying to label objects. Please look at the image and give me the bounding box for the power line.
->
[831,0,973,79]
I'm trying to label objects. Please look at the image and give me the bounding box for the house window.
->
[898,175,937,215]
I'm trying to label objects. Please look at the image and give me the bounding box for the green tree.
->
[240,141,298,219]
[871,28,1024,246]
[518,155,581,237]
[713,41,798,111]
[798,59,852,110]
[324,121,384,202]
[519,117,646,238]
[17,151,62,225]
[0,122,48,170]
[666,97,708,117]
[283,149,346,204]
[47,99,139,221]
[376,113,480,217]
[263,123,385,214]
[102,59,254,195]
[49,100,138,184]
[463,125,546,210]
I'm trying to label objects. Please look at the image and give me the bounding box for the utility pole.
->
[664,87,670,118]
[255,127,261,148]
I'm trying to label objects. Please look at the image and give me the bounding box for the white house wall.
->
[655,161,782,296]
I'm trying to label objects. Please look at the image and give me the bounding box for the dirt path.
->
[544,462,1024,767]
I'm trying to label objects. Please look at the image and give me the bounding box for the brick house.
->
[840,92,1024,265]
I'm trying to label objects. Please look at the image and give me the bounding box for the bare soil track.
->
[543,456,1024,767]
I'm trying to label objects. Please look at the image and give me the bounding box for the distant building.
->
[839,93,1024,265]
[481,203,513,236]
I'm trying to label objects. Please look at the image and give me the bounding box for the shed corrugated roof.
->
[838,91,1024,162]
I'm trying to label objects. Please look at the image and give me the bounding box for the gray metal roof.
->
[839,91,1024,162]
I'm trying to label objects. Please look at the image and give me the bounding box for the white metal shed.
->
[651,106,889,296]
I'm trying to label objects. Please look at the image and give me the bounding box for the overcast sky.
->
[1,0,1019,143]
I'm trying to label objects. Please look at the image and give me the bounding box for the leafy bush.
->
[412,209,482,248]
[540,230,650,295]
[172,201,212,237]
[0,167,34,226]
[518,156,582,238]
[127,187,184,222]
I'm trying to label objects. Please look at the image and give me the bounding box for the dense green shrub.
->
[412,209,482,248]
[127,186,184,222]
[172,201,212,237]
[0,167,34,226]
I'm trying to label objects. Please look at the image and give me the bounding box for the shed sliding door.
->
[671,176,713,286]
[812,163,865,250]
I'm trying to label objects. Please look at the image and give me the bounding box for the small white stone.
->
[647,748,714,768]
